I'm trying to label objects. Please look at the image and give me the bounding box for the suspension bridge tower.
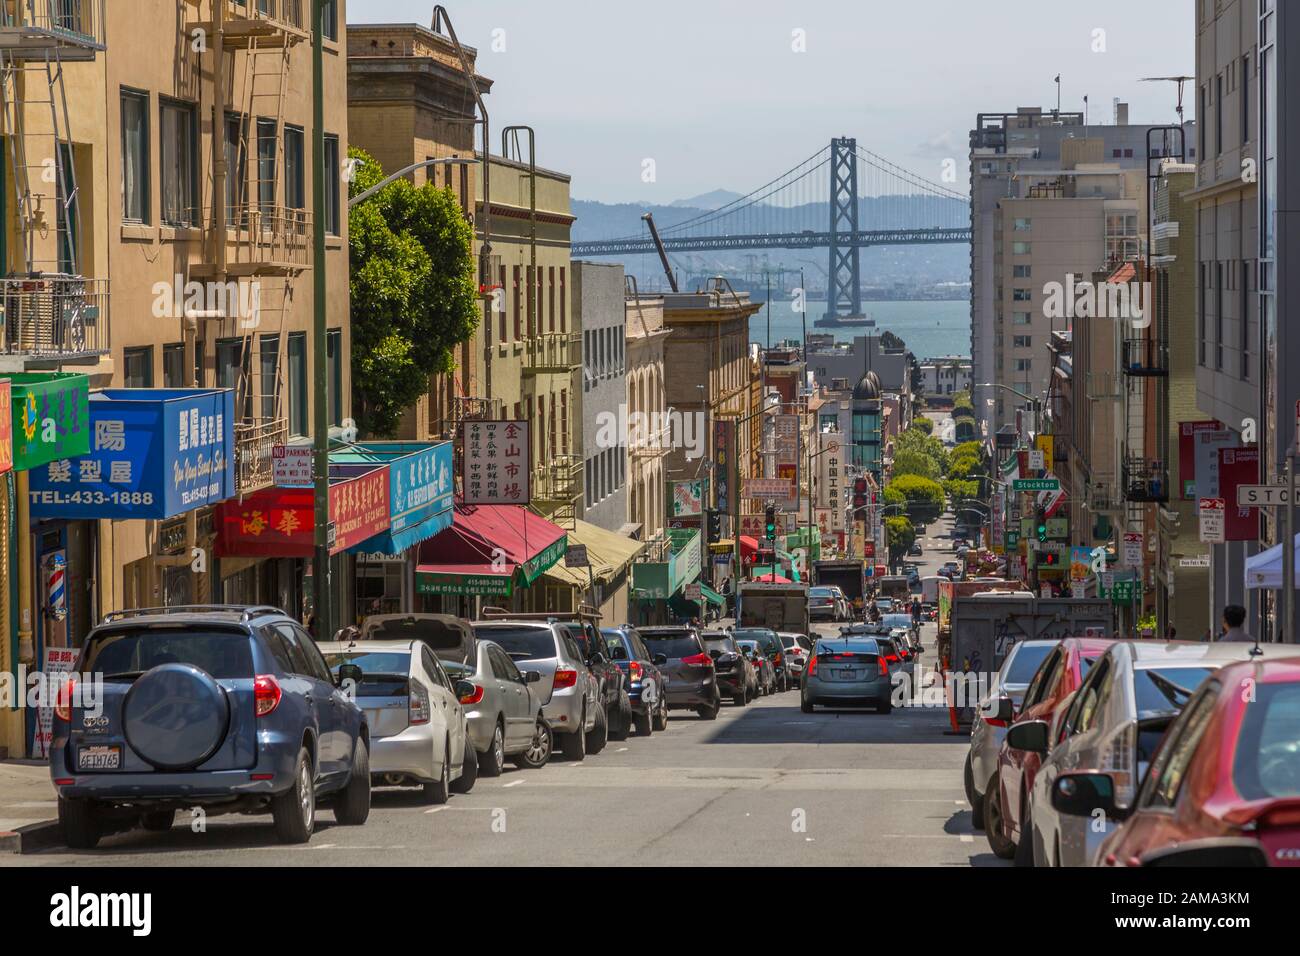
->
[826,137,864,321]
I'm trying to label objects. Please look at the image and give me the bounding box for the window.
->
[120,89,150,223]
[217,338,252,420]
[1012,241,1031,255]
[225,113,248,225]
[1012,288,1032,302]
[1215,261,1223,369]
[1198,84,1207,158]
[323,134,340,235]
[256,118,277,215]
[1198,262,1206,365]
[160,99,198,226]
[512,266,522,340]
[1013,217,1031,231]
[1242,54,1250,143]
[1021,649,1060,708]
[283,125,305,210]
[327,329,343,426]
[1014,358,1032,372]
[163,339,204,388]
[259,334,280,421]
[1013,335,1032,349]
[1216,73,1223,155]
[56,144,78,272]
[1013,264,1031,279]
[288,332,307,437]
[123,347,153,388]
[320,0,338,41]
[1142,684,1218,809]
[1013,312,1032,326]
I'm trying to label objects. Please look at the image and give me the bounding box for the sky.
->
[352,1,1196,204]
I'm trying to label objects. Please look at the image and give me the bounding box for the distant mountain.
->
[669,188,747,210]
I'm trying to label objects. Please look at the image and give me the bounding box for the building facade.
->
[573,260,628,533]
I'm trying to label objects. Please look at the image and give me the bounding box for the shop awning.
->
[739,535,759,558]
[415,504,566,597]
[699,582,724,606]
[335,442,454,556]
[542,518,647,589]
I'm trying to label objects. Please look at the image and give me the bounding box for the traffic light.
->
[1036,509,1048,543]
[707,509,723,543]
[764,506,777,541]
[1038,551,1060,567]
[852,477,868,510]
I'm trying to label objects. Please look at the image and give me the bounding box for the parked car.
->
[737,639,776,696]
[441,640,552,775]
[808,586,848,622]
[778,632,813,685]
[558,618,632,741]
[702,631,754,706]
[801,635,893,714]
[638,626,721,719]
[985,637,1114,862]
[603,625,670,734]
[1018,640,1300,867]
[908,542,923,557]
[52,606,370,849]
[1087,655,1300,868]
[733,627,789,692]
[359,613,475,666]
[320,639,476,801]
[965,639,1060,825]
[471,614,602,761]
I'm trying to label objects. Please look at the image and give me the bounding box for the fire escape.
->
[0,0,110,366]
[185,0,310,494]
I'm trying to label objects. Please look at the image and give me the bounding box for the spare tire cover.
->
[124,664,231,770]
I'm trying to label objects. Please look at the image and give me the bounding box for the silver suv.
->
[472,613,602,761]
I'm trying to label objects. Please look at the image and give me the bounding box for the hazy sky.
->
[352,1,1195,204]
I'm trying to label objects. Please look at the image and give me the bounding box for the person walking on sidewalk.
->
[1216,604,1254,643]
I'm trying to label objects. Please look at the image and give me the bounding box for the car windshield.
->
[882,614,912,629]
[779,634,803,648]
[704,637,737,654]
[1134,666,1213,715]
[366,617,466,652]
[322,651,411,697]
[810,588,834,597]
[640,632,701,658]
[1004,643,1056,684]
[1234,682,1300,799]
[83,627,253,680]
[733,628,777,652]
[736,640,760,656]
[473,625,556,661]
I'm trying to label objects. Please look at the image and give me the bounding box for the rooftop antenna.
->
[1140,76,1195,124]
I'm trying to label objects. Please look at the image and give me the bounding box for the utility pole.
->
[1286,449,1295,643]
[311,0,331,640]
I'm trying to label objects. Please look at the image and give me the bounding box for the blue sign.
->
[28,388,236,520]
[339,441,454,556]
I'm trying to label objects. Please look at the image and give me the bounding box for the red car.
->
[1081,656,1300,867]
[985,637,1114,863]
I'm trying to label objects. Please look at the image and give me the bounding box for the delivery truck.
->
[812,560,866,615]
[738,582,810,636]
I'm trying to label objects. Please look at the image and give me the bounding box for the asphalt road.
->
[7,512,1004,868]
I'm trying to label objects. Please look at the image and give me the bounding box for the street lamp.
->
[977,382,1042,438]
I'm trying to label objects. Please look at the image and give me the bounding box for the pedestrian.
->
[1216,604,1254,643]
[1166,626,1177,640]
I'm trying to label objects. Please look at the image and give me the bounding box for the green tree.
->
[911,416,934,435]
[892,447,941,481]
[947,453,983,481]
[886,474,945,523]
[944,477,980,501]
[885,515,916,566]
[349,147,479,437]
[951,440,983,460]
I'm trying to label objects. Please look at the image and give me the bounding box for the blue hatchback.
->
[50,606,371,848]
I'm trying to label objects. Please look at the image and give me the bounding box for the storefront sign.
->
[714,419,737,518]
[669,478,706,517]
[565,544,590,567]
[463,420,529,504]
[416,571,513,597]
[1217,448,1259,541]
[273,444,313,488]
[328,466,391,553]
[0,379,11,474]
[745,477,794,499]
[8,372,89,471]
[29,388,235,520]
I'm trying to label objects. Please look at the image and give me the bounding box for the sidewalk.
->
[0,759,59,853]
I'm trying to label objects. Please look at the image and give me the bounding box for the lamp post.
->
[311,0,330,641]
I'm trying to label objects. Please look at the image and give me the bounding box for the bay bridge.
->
[571,137,973,319]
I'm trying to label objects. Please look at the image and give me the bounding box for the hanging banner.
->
[1217,448,1260,542]
[28,388,235,520]
[462,420,529,505]
[714,418,737,519]
[8,372,90,471]
[669,478,706,518]
[1179,420,1224,499]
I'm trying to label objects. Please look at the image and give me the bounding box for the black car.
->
[602,625,669,735]
[560,620,632,741]
[701,631,753,706]
[732,627,789,692]
[637,626,721,719]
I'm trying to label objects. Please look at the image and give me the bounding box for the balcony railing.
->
[532,454,582,505]
[1087,480,1124,515]
[1121,338,1168,376]
[201,204,312,277]
[0,275,109,361]
[0,0,107,57]
[218,0,304,31]
[1123,458,1169,504]
[234,417,287,495]
[523,332,581,374]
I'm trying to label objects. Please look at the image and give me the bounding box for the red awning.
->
[739,535,759,558]
[416,504,567,585]
[752,573,793,584]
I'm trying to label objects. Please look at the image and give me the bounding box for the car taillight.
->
[54,677,77,722]
[1100,722,1136,808]
[628,661,643,683]
[877,658,888,677]
[409,680,432,725]
[254,675,282,717]
[886,655,899,664]
[459,682,485,705]
[553,669,578,689]
[807,655,819,677]
[681,653,712,667]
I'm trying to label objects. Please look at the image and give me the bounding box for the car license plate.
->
[78,745,121,771]
[839,668,855,678]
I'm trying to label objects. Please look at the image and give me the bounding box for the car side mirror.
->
[1005,719,1050,754]
[1050,772,1122,819]
[454,679,476,701]
[523,670,542,684]
[653,654,669,666]
[336,663,362,688]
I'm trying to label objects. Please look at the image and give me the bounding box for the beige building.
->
[624,292,670,540]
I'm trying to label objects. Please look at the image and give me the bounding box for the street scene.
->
[0,2,1295,921]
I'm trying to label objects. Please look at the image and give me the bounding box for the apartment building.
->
[625,292,670,541]
[573,260,628,534]
[917,357,972,397]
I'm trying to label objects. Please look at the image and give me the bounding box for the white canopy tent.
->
[1243,533,1300,589]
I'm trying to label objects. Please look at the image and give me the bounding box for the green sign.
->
[1100,574,1139,603]
[8,372,90,471]
[521,534,567,585]
[416,571,513,597]
[1005,531,1020,548]
[1013,478,1060,492]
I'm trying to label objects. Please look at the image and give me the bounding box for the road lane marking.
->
[503,779,525,788]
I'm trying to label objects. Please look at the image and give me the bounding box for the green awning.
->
[698,583,725,607]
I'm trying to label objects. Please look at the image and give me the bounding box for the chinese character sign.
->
[670,479,705,517]
[29,388,235,520]
[390,442,453,534]
[463,420,529,505]
[0,379,11,474]
[330,466,392,552]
